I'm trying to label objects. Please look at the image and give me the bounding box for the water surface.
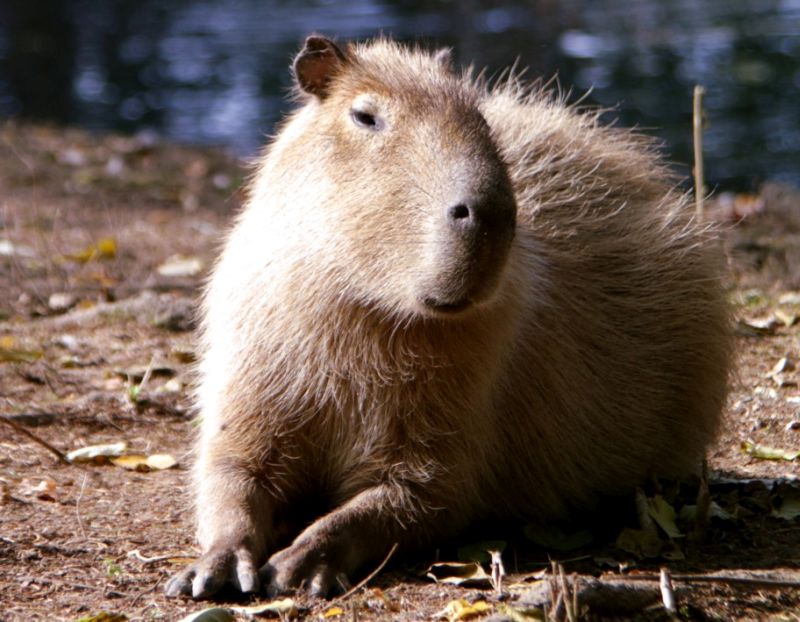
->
[1,0,798,190]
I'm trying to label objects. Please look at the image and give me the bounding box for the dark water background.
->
[1,0,799,190]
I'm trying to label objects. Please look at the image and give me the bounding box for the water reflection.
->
[1,0,798,190]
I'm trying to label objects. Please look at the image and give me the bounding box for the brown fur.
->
[165,36,731,600]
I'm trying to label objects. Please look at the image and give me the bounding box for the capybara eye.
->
[351,109,379,130]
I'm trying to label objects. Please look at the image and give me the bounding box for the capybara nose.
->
[445,196,515,238]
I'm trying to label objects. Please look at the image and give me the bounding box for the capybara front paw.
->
[260,539,351,598]
[164,544,260,599]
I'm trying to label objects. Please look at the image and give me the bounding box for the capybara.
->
[165,35,731,599]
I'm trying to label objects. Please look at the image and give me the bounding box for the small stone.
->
[54,334,79,350]
[212,173,232,189]
[48,292,77,312]
[159,377,184,393]
[157,255,204,278]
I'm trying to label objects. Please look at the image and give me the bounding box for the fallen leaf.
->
[679,501,734,523]
[770,374,797,388]
[157,255,204,278]
[741,439,800,461]
[323,606,344,618]
[19,478,58,501]
[647,495,682,539]
[0,346,43,363]
[523,524,593,551]
[426,561,492,588]
[435,599,491,621]
[735,316,781,336]
[233,598,297,618]
[767,356,796,376]
[775,309,798,327]
[111,453,177,471]
[147,453,178,470]
[67,442,128,463]
[64,238,117,263]
[96,237,118,258]
[110,455,150,471]
[766,356,797,387]
[177,607,235,622]
[778,292,800,305]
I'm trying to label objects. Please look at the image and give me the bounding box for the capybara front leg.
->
[261,483,440,597]
[165,458,274,599]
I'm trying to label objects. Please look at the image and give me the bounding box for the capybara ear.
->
[433,47,453,71]
[293,35,348,99]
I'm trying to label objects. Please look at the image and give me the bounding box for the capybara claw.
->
[164,567,194,598]
[165,546,260,599]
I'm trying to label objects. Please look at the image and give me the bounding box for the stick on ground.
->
[339,542,399,600]
[0,414,69,464]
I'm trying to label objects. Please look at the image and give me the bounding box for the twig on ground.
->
[0,414,69,464]
[605,571,800,589]
[572,572,579,620]
[490,549,505,595]
[129,575,163,608]
[25,575,127,598]
[559,565,576,622]
[660,567,677,614]
[127,549,180,564]
[75,472,89,540]
[340,542,398,600]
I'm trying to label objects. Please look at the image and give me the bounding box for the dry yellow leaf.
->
[323,606,344,618]
[109,453,177,471]
[0,346,43,363]
[96,237,118,258]
[64,237,118,263]
[111,455,150,471]
[436,599,491,621]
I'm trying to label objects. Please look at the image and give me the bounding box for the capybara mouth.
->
[420,296,473,314]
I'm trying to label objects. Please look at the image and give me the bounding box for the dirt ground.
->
[1,122,799,622]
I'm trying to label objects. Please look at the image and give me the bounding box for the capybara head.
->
[275,36,516,317]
